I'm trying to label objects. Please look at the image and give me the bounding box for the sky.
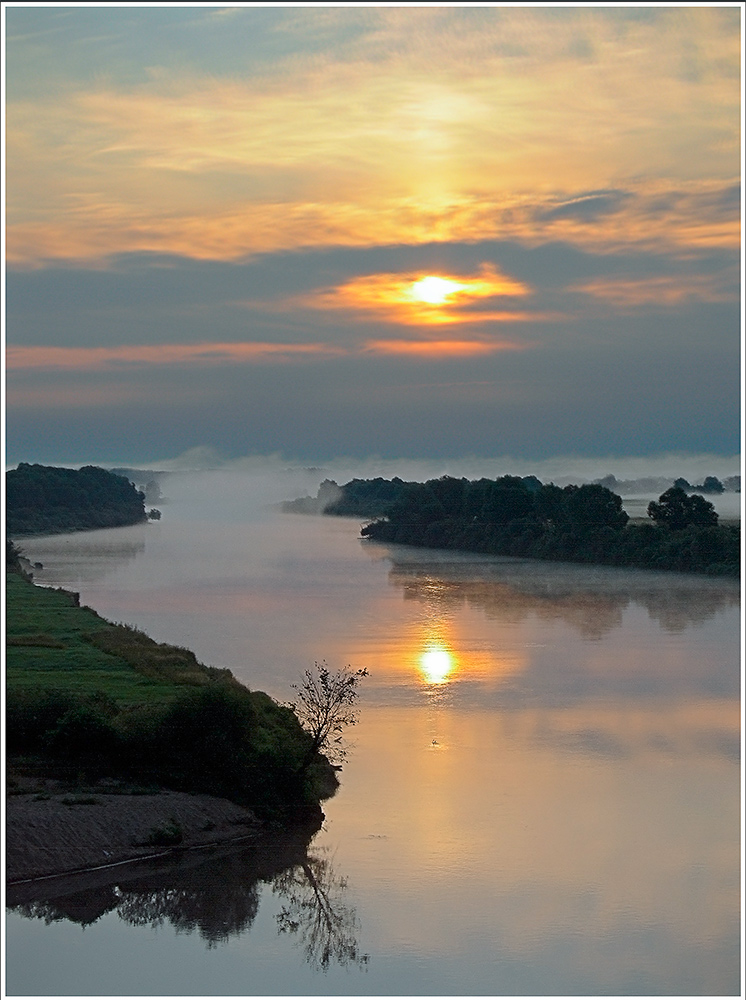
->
[3,4,743,468]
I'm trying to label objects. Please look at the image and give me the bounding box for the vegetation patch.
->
[7,634,67,648]
[345,476,739,577]
[87,624,234,687]
[5,570,338,820]
[5,573,190,705]
[6,463,147,535]
[143,819,183,846]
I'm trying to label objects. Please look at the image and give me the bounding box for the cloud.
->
[6,179,740,270]
[537,191,630,222]
[3,7,740,467]
[5,341,343,372]
[5,7,740,267]
[363,339,529,358]
[6,334,530,372]
[572,271,740,309]
[292,264,533,327]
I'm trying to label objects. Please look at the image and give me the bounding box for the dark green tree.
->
[647,487,718,530]
[562,484,629,530]
[696,476,724,494]
[534,483,566,525]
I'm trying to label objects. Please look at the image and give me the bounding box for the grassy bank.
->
[6,573,199,703]
[6,573,337,819]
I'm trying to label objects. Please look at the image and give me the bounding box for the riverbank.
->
[6,569,338,849]
[6,789,264,883]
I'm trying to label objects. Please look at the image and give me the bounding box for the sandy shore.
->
[6,790,263,883]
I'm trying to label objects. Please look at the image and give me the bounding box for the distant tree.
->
[694,476,724,494]
[6,463,146,535]
[7,538,23,571]
[534,483,566,525]
[428,476,466,519]
[673,477,691,491]
[595,474,618,490]
[358,474,737,576]
[685,493,721,525]
[647,487,718,530]
[480,477,534,524]
[562,484,629,530]
[522,475,543,493]
[290,663,368,769]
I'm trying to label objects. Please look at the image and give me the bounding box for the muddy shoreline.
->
[6,790,264,884]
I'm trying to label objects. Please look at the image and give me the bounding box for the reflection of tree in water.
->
[389,557,739,639]
[8,848,264,948]
[273,847,369,971]
[8,832,368,968]
[114,875,260,948]
[11,881,258,949]
[19,530,147,586]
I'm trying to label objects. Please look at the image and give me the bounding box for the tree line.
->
[340,476,740,577]
[6,463,150,535]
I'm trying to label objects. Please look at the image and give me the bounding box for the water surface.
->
[7,470,741,995]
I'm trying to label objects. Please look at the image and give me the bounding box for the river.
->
[6,468,741,996]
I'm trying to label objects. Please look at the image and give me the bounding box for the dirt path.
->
[6,791,262,883]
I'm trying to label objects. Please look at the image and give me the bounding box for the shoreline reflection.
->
[384,550,739,639]
[7,828,368,970]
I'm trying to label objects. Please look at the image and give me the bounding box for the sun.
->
[409,275,466,305]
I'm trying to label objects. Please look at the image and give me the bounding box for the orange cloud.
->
[5,342,342,372]
[364,339,528,358]
[571,273,739,309]
[6,4,740,270]
[7,179,739,270]
[6,335,530,374]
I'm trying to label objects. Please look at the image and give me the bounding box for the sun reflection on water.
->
[419,643,456,685]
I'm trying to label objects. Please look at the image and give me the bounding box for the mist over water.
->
[8,466,741,996]
[147,445,742,487]
[125,448,743,523]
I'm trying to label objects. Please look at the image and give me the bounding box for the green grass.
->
[5,573,208,705]
[6,571,336,817]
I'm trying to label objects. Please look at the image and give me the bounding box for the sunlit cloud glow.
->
[572,272,740,309]
[5,6,740,267]
[6,336,530,372]
[6,342,344,372]
[4,6,740,464]
[298,265,532,326]
[364,339,528,358]
[7,181,740,269]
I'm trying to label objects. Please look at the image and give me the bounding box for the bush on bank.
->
[7,679,335,819]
